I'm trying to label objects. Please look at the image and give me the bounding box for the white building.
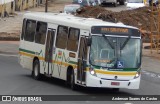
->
[0,0,14,4]
[0,0,15,17]
[0,0,46,17]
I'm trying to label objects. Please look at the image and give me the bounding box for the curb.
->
[0,37,20,41]
[0,53,18,57]
[0,51,18,55]
[143,54,160,60]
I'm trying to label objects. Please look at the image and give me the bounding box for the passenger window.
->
[67,28,80,52]
[21,19,26,40]
[35,22,47,44]
[24,20,36,42]
[56,26,68,49]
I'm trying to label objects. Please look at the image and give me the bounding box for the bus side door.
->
[45,29,55,76]
[77,37,87,84]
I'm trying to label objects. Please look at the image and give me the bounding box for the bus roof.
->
[23,12,138,30]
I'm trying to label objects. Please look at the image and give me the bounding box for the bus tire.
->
[70,70,77,90]
[66,66,73,86]
[32,59,42,80]
[114,1,117,7]
[119,1,124,5]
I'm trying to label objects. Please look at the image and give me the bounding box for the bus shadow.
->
[77,87,132,95]
[24,74,134,96]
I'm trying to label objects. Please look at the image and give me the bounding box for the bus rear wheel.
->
[32,59,42,80]
[70,70,77,90]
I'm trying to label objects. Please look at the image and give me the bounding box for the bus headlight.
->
[134,71,141,79]
[89,67,97,77]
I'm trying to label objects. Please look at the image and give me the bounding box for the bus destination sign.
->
[91,26,140,37]
[101,27,129,34]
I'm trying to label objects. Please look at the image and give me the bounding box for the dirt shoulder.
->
[0,1,151,41]
[0,0,72,41]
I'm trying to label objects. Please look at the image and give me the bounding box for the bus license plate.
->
[111,82,120,86]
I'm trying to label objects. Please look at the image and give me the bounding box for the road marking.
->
[142,70,160,79]
[0,54,18,57]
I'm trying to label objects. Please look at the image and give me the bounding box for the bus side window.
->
[21,19,26,40]
[56,26,68,49]
[24,20,36,42]
[67,28,80,52]
[35,22,47,44]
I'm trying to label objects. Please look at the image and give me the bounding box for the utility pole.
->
[45,0,48,12]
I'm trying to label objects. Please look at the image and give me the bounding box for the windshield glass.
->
[127,0,143,3]
[89,36,141,69]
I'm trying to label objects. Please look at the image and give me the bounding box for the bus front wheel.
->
[32,59,42,80]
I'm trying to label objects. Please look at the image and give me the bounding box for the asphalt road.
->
[0,55,160,104]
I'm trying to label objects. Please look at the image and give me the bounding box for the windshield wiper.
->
[102,34,114,49]
[120,37,130,50]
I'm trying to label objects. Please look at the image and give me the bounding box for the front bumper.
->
[86,72,140,89]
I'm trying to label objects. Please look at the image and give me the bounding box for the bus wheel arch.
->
[32,57,42,80]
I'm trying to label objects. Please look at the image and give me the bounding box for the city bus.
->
[19,12,142,91]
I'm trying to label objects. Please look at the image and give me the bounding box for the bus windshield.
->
[127,0,143,3]
[89,36,141,69]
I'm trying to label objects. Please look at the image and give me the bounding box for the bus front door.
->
[45,29,55,76]
[77,37,87,85]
